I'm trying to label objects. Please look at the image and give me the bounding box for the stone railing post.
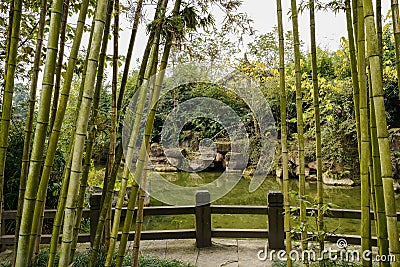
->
[268,190,285,249]
[195,190,211,248]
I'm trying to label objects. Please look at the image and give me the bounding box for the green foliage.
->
[3,119,24,210]
[247,27,295,67]
[4,118,65,211]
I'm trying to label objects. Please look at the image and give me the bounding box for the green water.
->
[142,172,400,236]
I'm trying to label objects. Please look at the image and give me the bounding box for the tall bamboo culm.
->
[290,0,308,263]
[57,0,109,264]
[309,0,324,252]
[390,0,400,99]
[47,9,96,266]
[103,0,120,251]
[14,0,47,259]
[106,29,155,267]
[363,0,400,265]
[115,3,167,266]
[356,1,371,266]
[15,0,64,264]
[27,0,90,261]
[276,1,291,266]
[69,1,114,259]
[3,0,14,81]
[131,1,181,265]
[345,0,361,156]
[369,82,389,267]
[0,0,22,245]
[49,0,70,134]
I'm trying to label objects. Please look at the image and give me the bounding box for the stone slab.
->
[196,239,238,267]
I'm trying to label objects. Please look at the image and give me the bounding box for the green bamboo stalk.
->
[47,10,95,267]
[3,0,14,81]
[352,0,358,52]
[105,33,154,267]
[47,142,73,267]
[104,2,145,265]
[309,0,324,252]
[57,0,110,263]
[369,78,389,267]
[96,0,114,207]
[47,10,97,266]
[15,0,64,263]
[13,0,47,259]
[131,2,181,266]
[116,0,144,118]
[103,0,120,251]
[290,0,308,263]
[27,0,89,260]
[367,63,378,253]
[357,1,371,266]
[390,0,400,99]
[276,0,291,266]
[32,3,69,259]
[364,0,400,264]
[0,0,22,246]
[345,0,361,157]
[115,3,167,266]
[69,0,114,258]
[48,0,70,133]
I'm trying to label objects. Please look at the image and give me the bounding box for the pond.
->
[139,171,400,236]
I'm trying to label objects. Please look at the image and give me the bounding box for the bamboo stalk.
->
[290,0,308,263]
[0,0,22,250]
[369,78,389,267]
[115,2,167,266]
[15,0,64,263]
[69,0,114,259]
[13,0,47,261]
[49,0,70,133]
[363,0,400,264]
[356,1,371,266]
[131,1,181,266]
[309,0,324,252]
[276,0,291,266]
[28,0,89,260]
[345,0,361,157]
[103,0,120,251]
[391,0,400,99]
[57,0,110,263]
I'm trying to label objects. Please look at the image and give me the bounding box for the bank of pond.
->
[107,172,400,236]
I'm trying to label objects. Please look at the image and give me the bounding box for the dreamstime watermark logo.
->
[257,238,395,263]
[122,64,276,205]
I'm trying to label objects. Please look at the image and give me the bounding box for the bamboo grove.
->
[0,0,400,266]
[277,0,400,266]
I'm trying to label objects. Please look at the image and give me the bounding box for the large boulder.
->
[150,143,164,157]
[322,171,355,186]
